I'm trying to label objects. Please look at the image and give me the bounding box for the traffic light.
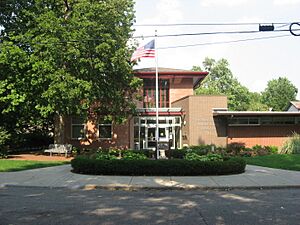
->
[259,24,275,32]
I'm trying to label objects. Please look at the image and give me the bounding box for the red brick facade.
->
[170,79,194,103]
[173,95,228,147]
[227,125,300,147]
[58,116,131,150]
[57,68,300,150]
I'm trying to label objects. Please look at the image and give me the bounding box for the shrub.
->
[188,145,210,155]
[227,142,245,156]
[281,133,300,154]
[168,149,188,159]
[122,151,147,160]
[0,127,10,159]
[169,145,223,159]
[71,156,246,176]
[93,152,118,160]
[184,153,223,162]
[89,149,148,160]
[237,145,278,157]
[265,145,278,154]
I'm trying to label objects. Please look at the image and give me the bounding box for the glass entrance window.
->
[159,128,166,138]
[148,128,155,140]
[134,116,181,150]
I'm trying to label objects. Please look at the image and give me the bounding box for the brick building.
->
[57,68,300,150]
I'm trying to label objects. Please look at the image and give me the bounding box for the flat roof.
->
[213,110,300,117]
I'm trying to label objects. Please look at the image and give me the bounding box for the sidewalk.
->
[1,164,300,190]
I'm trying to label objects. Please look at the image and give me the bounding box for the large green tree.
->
[0,0,139,144]
[261,77,298,111]
[194,57,251,111]
[247,92,269,111]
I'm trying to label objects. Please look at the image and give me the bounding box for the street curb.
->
[85,184,300,191]
[3,183,300,191]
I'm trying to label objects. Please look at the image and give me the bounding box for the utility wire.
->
[133,22,294,27]
[1,28,296,41]
[158,34,291,49]
[133,28,295,39]
[0,33,292,49]
[0,26,298,47]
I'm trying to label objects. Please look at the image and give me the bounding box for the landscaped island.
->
[71,148,246,176]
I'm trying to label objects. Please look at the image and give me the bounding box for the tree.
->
[0,0,139,144]
[194,57,251,111]
[247,92,269,111]
[261,77,298,111]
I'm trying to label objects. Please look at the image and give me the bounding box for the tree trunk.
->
[54,114,65,144]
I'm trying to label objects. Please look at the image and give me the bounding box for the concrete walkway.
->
[1,165,300,190]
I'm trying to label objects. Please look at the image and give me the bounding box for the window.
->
[143,79,170,108]
[228,116,299,126]
[99,118,112,139]
[71,117,85,140]
[228,117,259,126]
[261,117,272,125]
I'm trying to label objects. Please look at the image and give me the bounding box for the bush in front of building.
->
[167,149,188,159]
[184,153,224,162]
[281,132,300,154]
[71,156,246,176]
[168,144,223,159]
[122,151,148,160]
[0,127,10,159]
[226,143,278,157]
[226,142,245,156]
[251,145,278,156]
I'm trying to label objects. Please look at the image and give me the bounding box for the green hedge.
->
[71,157,246,176]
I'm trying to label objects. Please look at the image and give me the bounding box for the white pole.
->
[155,31,159,159]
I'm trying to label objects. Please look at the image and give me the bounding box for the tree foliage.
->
[0,0,138,144]
[261,77,298,111]
[194,57,251,111]
[247,92,269,111]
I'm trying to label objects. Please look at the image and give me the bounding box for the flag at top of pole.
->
[130,39,155,62]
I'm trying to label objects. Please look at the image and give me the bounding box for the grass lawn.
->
[245,154,300,171]
[0,160,69,172]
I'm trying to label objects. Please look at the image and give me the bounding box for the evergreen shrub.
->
[71,156,246,176]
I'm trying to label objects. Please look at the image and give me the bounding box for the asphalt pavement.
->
[1,164,300,190]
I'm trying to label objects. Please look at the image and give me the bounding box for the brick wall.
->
[170,78,194,103]
[173,95,228,147]
[228,125,300,147]
[63,116,130,149]
[172,96,190,146]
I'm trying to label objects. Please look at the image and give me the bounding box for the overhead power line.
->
[2,28,297,42]
[0,25,298,48]
[133,22,294,27]
[158,34,291,50]
[0,33,292,49]
[133,28,295,39]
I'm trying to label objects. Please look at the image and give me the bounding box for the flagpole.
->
[155,30,159,159]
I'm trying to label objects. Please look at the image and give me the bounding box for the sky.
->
[133,0,300,99]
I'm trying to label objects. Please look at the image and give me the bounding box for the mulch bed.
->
[6,154,73,162]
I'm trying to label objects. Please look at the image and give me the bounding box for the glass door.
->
[134,116,181,150]
[147,127,156,149]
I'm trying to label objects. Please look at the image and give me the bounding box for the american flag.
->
[131,40,155,62]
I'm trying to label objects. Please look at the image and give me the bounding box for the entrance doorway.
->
[134,116,181,150]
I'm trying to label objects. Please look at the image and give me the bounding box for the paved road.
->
[1,186,300,225]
